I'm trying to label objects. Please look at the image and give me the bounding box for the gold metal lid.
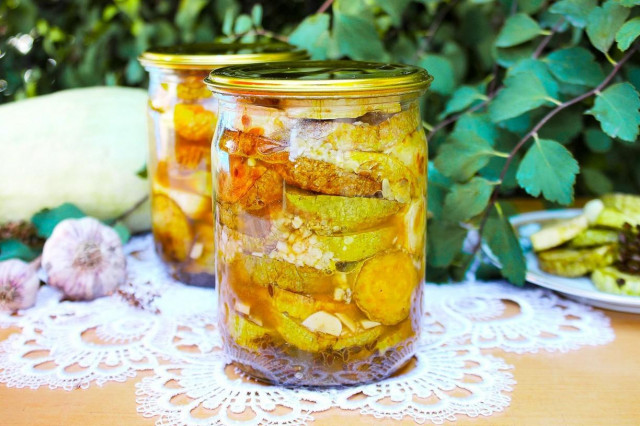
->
[138,41,308,70]
[204,60,433,97]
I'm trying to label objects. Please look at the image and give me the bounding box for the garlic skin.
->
[0,259,40,312]
[42,217,126,301]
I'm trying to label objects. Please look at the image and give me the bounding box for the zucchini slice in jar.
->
[151,194,193,262]
[353,251,418,325]
[284,187,400,234]
[174,104,216,143]
[227,313,270,352]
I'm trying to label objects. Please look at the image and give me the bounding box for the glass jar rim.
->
[204,60,433,98]
[138,41,308,70]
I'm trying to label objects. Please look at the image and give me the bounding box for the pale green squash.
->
[0,87,151,231]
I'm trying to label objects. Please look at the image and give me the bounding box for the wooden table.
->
[0,306,638,425]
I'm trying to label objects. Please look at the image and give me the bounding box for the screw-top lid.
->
[204,60,433,98]
[138,41,308,70]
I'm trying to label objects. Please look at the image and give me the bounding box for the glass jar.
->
[139,42,307,287]
[205,60,432,386]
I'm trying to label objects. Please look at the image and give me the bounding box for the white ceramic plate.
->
[487,209,640,314]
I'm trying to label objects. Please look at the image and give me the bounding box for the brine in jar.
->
[206,61,432,386]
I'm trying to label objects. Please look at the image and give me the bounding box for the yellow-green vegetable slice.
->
[591,267,640,296]
[537,244,617,277]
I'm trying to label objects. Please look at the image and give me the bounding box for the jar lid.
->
[138,41,308,70]
[204,60,433,97]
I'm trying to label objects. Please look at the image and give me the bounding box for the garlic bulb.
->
[42,217,126,300]
[0,259,40,312]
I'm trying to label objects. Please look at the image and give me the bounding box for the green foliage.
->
[31,203,86,238]
[2,0,640,284]
[586,83,640,142]
[516,138,579,205]
[484,203,526,285]
[0,239,39,262]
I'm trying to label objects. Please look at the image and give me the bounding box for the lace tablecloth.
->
[0,235,614,424]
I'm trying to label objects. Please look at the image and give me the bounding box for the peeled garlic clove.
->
[302,311,342,337]
[42,217,126,301]
[0,259,40,312]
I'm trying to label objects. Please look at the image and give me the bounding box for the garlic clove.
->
[0,259,40,312]
[42,217,126,301]
[301,311,342,337]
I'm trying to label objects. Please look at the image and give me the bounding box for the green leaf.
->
[585,128,613,153]
[251,4,263,27]
[516,138,579,205]
[434,131,506,181]
[372,0,411,26]
[586,82,640,142]
[544,47,605,87]
[333,0,387,61]
[489,71,558,122]
[233,14,253,34]
[439,85,487,119]
[175,0,208,32]
[495,13,542,48]
[549,0,597,28]
[419,55,455,95]
[427,220,468,267]
[581,168,614,195]
[443,177,495,222]
[427,163,451,221]
[483,203,526,285]
[0,239,39,262]
[616,17,640,51]
[586,1,629,53]
[31,203,86,238]
[289,14,331,59]
[136,164,147,179]
[454,113,500,144]
[509,59,559,99]
[495,43,537,68]
[112,223,131,244]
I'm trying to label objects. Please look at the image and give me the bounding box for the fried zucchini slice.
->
[217,156,283,210]
[591,267,640,296]
[174,104,216,143]
[273,157,381,197]
[219,129,289,163]
[569,229,619,248]
[384,130,427,179]
[276,312,336,352]
[353,251,418,325]
[227,313,269,351]
[317,226,397,263]
[374,318,414,354]
[530,215,589,252]
[217,202,272,238]
[333,326,384,351]
[240,254,335,294]
[601,193,640,216]
[593,207,640,229]
[271,286,361,320]
[403,199,426,254]
[281,97,402,120]
[151,194,193,262]
[537,244,617,277]
[152,180,211,221]
[284,187,400,234]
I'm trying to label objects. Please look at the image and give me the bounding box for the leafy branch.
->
[473,44,639,255]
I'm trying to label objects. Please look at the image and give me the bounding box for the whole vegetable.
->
[0,87,150,232]
[42,217,126,300]
[0,259,40,312]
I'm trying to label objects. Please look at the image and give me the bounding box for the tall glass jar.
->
[138,42,307,287]
[205,61,432,386]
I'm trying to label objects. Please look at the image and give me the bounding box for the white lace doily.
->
[0,235,614,424]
